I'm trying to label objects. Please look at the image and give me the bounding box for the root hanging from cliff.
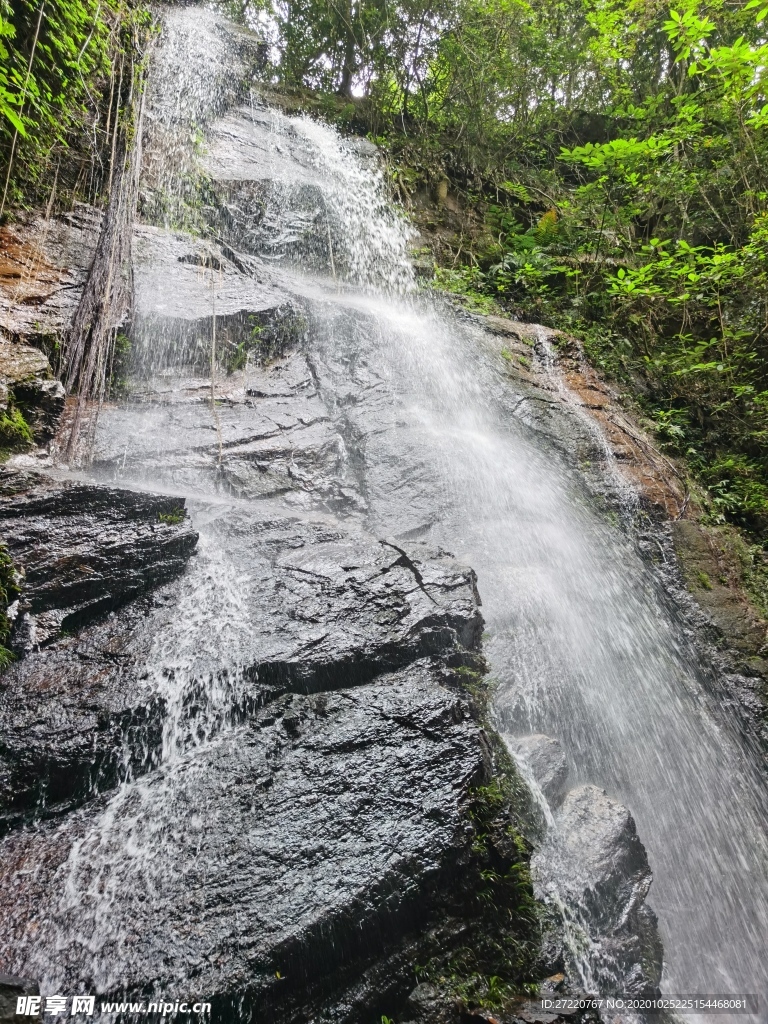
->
[63,55,149,465]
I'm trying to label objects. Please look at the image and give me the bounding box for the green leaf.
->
[0,99,25,135]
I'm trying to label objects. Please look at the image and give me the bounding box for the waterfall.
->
[3,6,767,1020]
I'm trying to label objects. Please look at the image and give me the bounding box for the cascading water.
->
[299,286,768,1010]
[5,6,767,1019]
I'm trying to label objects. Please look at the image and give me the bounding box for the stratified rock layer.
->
[0,507,481,822]
[0,469,198,649]
[0,509,490,1023]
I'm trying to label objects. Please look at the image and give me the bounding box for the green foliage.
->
[696,569,713,589]
[0,542,19,670]
[0,405,33,454]
[226,0,454,102]
[108,330,132,396]
[432,265,499,312]
[0,0,152,213]
[355,0,768,543]
[0,5,26,136]
[158,508,186,525]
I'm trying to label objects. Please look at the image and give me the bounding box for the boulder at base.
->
[532,784,663,996]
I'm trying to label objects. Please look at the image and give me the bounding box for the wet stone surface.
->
[131,225,288,333]
[0,212,99,346]
[0,503,482,824]
[0,340,64,444]
[0,469,198,651]
[91,351,349,506]
[0,378,492,1020]
[508,734,569,809]
[0,665,489,1018]
[533,785,663,997]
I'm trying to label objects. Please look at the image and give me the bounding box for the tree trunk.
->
[337,8,356,98]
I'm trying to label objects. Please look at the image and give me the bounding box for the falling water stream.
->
[295,285,768,1011]
[11,6,768,1018]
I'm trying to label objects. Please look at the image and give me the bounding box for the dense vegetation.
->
[236,0,768,543]
[0,0,149,214]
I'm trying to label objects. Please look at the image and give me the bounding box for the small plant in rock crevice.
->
[158,508,186,525]
[108,332,132,397]
[0,542,20,669]
[0,402,33,460]
[405,662,544,1017]
[696,570,713,591]
[411,766,542,1013]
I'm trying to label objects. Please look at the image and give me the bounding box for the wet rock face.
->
[0,470,198,651]
[533,785,663,997]
[0,639,489,1021]
[0,339,65,450]
[554,786,651,929]
[0,209,491,1009]
[509,734,569,808]
[91,348,344,505]
[0,975,39,1024]
[0,340,64,436]
[0,506,481,825]
[131,225,290,360]
[0,212,100,347]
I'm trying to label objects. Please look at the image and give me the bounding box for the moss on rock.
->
[0,543,19,669]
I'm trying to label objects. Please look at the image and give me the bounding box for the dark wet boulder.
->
[552,786,652,929]
[509,734,569,808]
[0,662,488,1020]
[0,604,164,826]
[0,470,198,651]
[532,785,663,997]
[0,975,39,1024]
[403,982,456,1023]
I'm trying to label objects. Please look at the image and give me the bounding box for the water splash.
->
[295,288,768,1012]
[291,116,415,291]
[203,102,415,291]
